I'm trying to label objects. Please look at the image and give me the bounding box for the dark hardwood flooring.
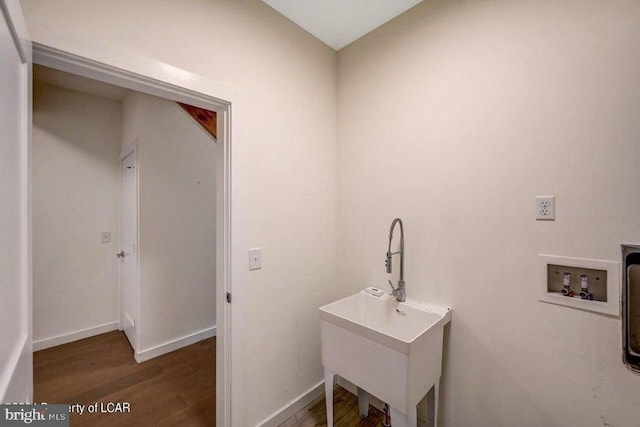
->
[280,386,384,427]
[34,331,383,426]
[34,331,215,426]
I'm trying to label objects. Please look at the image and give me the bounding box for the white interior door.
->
[0,0,32,402]
[120,150,138,352]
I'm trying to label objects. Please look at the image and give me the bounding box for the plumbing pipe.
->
[561,272,574,297]
[382,403,391,427]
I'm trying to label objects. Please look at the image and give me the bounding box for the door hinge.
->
[226,292,232,303]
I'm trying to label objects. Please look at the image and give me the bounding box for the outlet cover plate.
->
[536,196,555,221]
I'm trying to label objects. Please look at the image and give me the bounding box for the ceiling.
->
[33,65,129,101]
[262,0,423,50]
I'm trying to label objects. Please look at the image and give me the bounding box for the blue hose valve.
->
[579,275,593,300]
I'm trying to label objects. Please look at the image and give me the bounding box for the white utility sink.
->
[320,290,451,427]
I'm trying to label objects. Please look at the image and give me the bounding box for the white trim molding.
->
[258,380,325,427]
[0,0,32,404]
[33,322,120,352]
[0,334,29,403]
[135,326,217,363]
[120,137,138,161]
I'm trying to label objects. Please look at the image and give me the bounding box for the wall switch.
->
[101,232,111,243]
[535,196,555,221]
[249,248,262,270]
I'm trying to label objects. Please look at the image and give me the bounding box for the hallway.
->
[34,332,215,426]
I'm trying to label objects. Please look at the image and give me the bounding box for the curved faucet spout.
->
[386,218,406,302]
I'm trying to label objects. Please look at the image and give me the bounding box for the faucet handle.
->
[387,280,397,291]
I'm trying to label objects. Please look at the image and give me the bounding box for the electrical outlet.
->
[536,196,555,221]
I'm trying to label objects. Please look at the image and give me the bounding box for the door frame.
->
[31,41,245,427]
[0,0,32,404]
[119,142,139,349]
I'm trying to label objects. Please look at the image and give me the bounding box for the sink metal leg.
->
[434,380,440,427]
[357,387,370,418]
[408,403,418,427]
[324,368,335,426]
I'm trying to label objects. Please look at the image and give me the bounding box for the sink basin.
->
[320,291,451,423]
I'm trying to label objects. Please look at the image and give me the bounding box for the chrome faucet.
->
[385,218,406,302]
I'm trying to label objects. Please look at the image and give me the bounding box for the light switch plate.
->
[249,248,262,270]
[101,232,111,244]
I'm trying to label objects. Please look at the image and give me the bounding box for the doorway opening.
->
[31,63,221,425]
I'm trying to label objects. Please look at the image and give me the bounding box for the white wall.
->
[337,1,640,426]
[20,1,338,424]
[19,1,640,425]
[32,83,121,347]
[121,91,217,356]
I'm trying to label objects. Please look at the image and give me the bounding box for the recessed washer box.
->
[538,254,620,317]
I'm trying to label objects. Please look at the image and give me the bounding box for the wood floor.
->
[280,387,384,427]
[34,331,215,426]
[34,331,383,426]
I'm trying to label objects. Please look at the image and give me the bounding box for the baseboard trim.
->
[33,321,120,351]
[258,380,325,427]
[135,325,216,363]
[0,334,29,402]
